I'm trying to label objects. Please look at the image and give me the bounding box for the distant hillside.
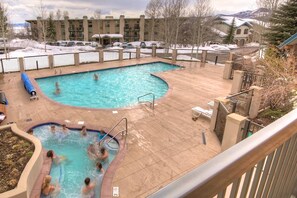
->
[219,8,270,19]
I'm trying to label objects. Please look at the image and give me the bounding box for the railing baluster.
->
[268,140,290,198]
[255,151,275,198]
[239,168,254,198]
[282,134,297,197]
[230,178,241,198]
[248,159,265,198]
[217,188,226,198]
[275,135,297,197]
[262,144,284,197]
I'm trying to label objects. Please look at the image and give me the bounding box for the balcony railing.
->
[149,108,297,198]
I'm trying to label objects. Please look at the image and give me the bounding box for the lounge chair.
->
[192,106,213,121]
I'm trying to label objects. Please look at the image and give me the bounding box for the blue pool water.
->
[33,124,119,198]
[36,62,179,108]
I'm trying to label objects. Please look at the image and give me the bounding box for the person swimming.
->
[87,144,99,160]
[93,73,99,81]
[81,125,87,137]
[41,175,60,197]
[47,150,66,164]
[50,125,56,133]
[96,162,105,174]
[81,177,96,198]
[98,147,109,161]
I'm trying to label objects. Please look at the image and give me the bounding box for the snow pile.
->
[245,42,260,47]
[1,39,96,58]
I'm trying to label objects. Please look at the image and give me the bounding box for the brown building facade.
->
[27,15,151,44]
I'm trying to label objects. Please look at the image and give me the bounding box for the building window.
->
[236,29,241,34]
[244,29,249,34]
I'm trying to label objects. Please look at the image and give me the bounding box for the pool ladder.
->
[137,93,155,110]
[99,118,128,148]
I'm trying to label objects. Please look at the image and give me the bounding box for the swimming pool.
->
[36,62,179,108]
[33,124,119,198]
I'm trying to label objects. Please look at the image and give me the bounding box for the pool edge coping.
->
[23,120,125,198]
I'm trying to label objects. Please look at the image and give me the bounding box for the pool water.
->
[36,62,179,108]
[33,124,118,198]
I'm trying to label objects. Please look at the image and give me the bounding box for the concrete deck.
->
[0,57,232,197]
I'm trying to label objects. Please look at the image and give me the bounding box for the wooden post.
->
[119,49,123,61]
[18,57,25,72]
[99,50,104,63]
[136,47,141,59]
[222,113,247,151]
[48,55,54,69]
[223,61,233,80]
[172,49,177,62]
[230,70,245,94]
[74,53,80,66]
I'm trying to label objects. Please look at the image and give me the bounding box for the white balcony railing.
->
[149,108,297,198]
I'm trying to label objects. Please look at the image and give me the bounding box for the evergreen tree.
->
[265,0,297,45]
[224,17,236,44]
[47,13,56,42]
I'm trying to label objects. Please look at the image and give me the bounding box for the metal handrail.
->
[137,93,155,110]
[99,117,128,145]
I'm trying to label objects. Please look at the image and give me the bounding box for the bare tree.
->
[145,0,162,41]
[63,10,69,18]
[93,9,101,19]
[190,0,214,60]
[56,9,62,20]
[159,0,189,49]
[256,0,284,12]
[36,0,48,52]
[0,3,8,58]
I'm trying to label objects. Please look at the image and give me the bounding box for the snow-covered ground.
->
[0,39,236,73]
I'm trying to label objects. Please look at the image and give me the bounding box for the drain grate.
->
[25,118,32,122]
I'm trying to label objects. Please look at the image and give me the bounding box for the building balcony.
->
[150,108,297,198]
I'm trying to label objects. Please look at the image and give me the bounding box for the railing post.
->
[255,65,265,86]
[210,97,229,133]
[152,45,157,57]
[201,50,207,63]
[99,50,104,63]
[223,61,234,80]
[18,57,25,72]
[172,49,177,62]
[221,113,247,151]
[0,59,4,74]
[249,86,264,119]
[48,55,54,69]
[136,47,141,59]
[74,53,79,66]
[229,52,235,61]
[230,70,245,94]
[119,49,123,61]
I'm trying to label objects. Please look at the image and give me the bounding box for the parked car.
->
[67,41,75,47]
[126,43,135,49]
[140,41,146,48]
[121,42,128,48]
[76,42,84,46]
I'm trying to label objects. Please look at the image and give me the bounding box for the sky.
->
[3,0,258,24]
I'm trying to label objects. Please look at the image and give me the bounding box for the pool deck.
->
[0,57,232,197]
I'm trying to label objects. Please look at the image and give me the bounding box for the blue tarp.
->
[21,72,36,96]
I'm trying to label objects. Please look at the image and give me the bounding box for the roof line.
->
[278,32,297,49]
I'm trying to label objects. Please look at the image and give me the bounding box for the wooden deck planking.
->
[0,58,232,197]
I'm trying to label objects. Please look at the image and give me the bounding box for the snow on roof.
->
[220,16,252,28]
[211,27,227,37]
[92,34,123,39]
